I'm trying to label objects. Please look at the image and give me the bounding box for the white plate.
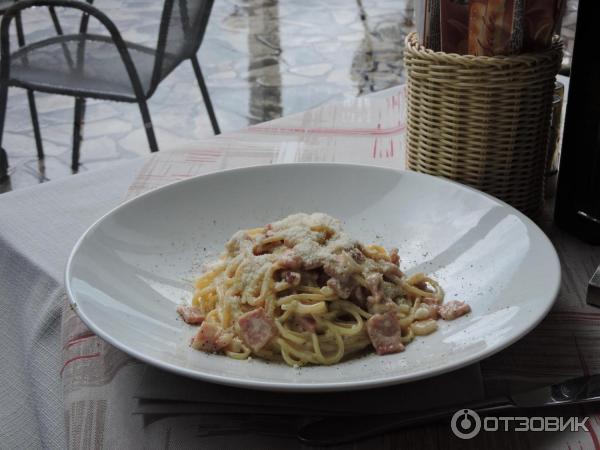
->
[66,164,560,392]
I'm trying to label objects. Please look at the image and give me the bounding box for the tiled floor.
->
[0,0,578,193]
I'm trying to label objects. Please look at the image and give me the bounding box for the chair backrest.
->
[0,1,16,14]
[150,0,214,92]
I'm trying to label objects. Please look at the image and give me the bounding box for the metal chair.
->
[0,0,66,177]
[0,0,219,175]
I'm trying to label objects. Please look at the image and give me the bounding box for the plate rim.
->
[65,162,561,392]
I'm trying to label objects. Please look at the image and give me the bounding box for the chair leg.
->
[0,147,7,179]
[190,56,220,135]
[48,6,76,70]
[27,91,44,160]
[137,98,159,153]
[0,83,9,178]
[15,11,26,47]
[48,6,63,35]
[16,11,45,161]
[72,97,85,171]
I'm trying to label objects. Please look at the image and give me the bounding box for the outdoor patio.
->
[0,0,577,193]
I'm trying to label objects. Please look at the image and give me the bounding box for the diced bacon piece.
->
[366,311,405,355]
[439,300,471,321]
[191,322,231,352]
[425,303,439,319]
[238,308,277,352]
[390,248,400,266]
[177,305,205,325]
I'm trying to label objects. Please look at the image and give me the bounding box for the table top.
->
[1,83,599,450]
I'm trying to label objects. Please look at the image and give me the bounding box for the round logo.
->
[451,409,481,440]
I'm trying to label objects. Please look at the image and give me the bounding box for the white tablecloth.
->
[2,82,600,449]
[0,160,143,449]
[1,85,410,449]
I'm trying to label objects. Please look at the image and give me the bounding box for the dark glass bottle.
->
[554,0,600,244]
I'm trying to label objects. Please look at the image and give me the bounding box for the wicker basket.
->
[404,32,563,217]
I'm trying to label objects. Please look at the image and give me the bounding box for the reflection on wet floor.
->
[0,0,578,193]
[247,0,282,125]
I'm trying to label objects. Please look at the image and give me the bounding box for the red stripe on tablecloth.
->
[183,157,219,163]
[186,150,222,156]
[246,123,406,137]
[586,423,600,450]
[65,332,96,349]
[60,353,100,377]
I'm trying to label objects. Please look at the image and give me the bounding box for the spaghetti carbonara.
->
[177,213,470,366]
